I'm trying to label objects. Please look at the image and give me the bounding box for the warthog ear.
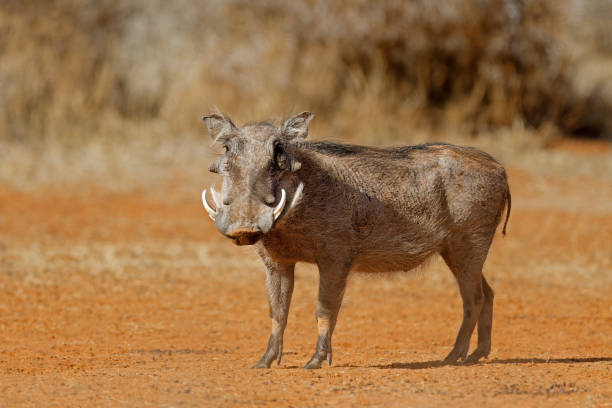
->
[202,113,237,141]
[281,111,314,140]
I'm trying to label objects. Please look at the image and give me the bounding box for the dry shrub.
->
[277,0,609,138]
[0,1,122,142]
[0,0,610,147]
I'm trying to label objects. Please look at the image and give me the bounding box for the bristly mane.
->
[300,141,500,163]
[300,141,451,157]
[301,141,371,156]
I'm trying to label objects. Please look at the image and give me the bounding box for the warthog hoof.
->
[251,335,282,369]
[304,336,331,369]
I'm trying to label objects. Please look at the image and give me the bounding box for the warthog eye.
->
[273,141,288,170]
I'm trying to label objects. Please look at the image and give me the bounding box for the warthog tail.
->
[502,186,511,236]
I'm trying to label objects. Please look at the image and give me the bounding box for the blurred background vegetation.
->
[0,0,611,187]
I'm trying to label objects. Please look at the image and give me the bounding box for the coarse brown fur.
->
[202,112,511,369]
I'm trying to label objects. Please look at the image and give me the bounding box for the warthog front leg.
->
[252,260,295,368]
[304,259,351,369]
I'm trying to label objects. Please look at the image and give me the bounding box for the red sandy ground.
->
[0,151,611,407]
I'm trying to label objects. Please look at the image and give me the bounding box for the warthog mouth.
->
[227,231,263,246]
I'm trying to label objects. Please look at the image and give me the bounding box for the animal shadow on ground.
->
[374,357,612,370]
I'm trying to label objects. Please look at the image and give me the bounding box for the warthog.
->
[201,111,511,369]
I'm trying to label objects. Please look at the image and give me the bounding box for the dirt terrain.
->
[0,143,611,407]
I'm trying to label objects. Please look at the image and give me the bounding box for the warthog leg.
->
[465,276,494,363]
[252,259,295,369]
[441,233,493,364]
[304,259,351,369]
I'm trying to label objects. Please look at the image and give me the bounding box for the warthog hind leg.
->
[465,276,494,363]
[441,232,494,364]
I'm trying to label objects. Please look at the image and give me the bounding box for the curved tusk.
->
[210,186,222,208]
[273,189,286,221]
[289,182,304,210]
[201,189,216,221]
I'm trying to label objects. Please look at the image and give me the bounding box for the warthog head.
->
[202,111,312,245]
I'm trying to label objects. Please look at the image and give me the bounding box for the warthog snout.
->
[215,208,273,246]
[202,186,287,245]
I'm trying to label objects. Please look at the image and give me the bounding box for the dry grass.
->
[1,1,612,143]
[0,0,611,190]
